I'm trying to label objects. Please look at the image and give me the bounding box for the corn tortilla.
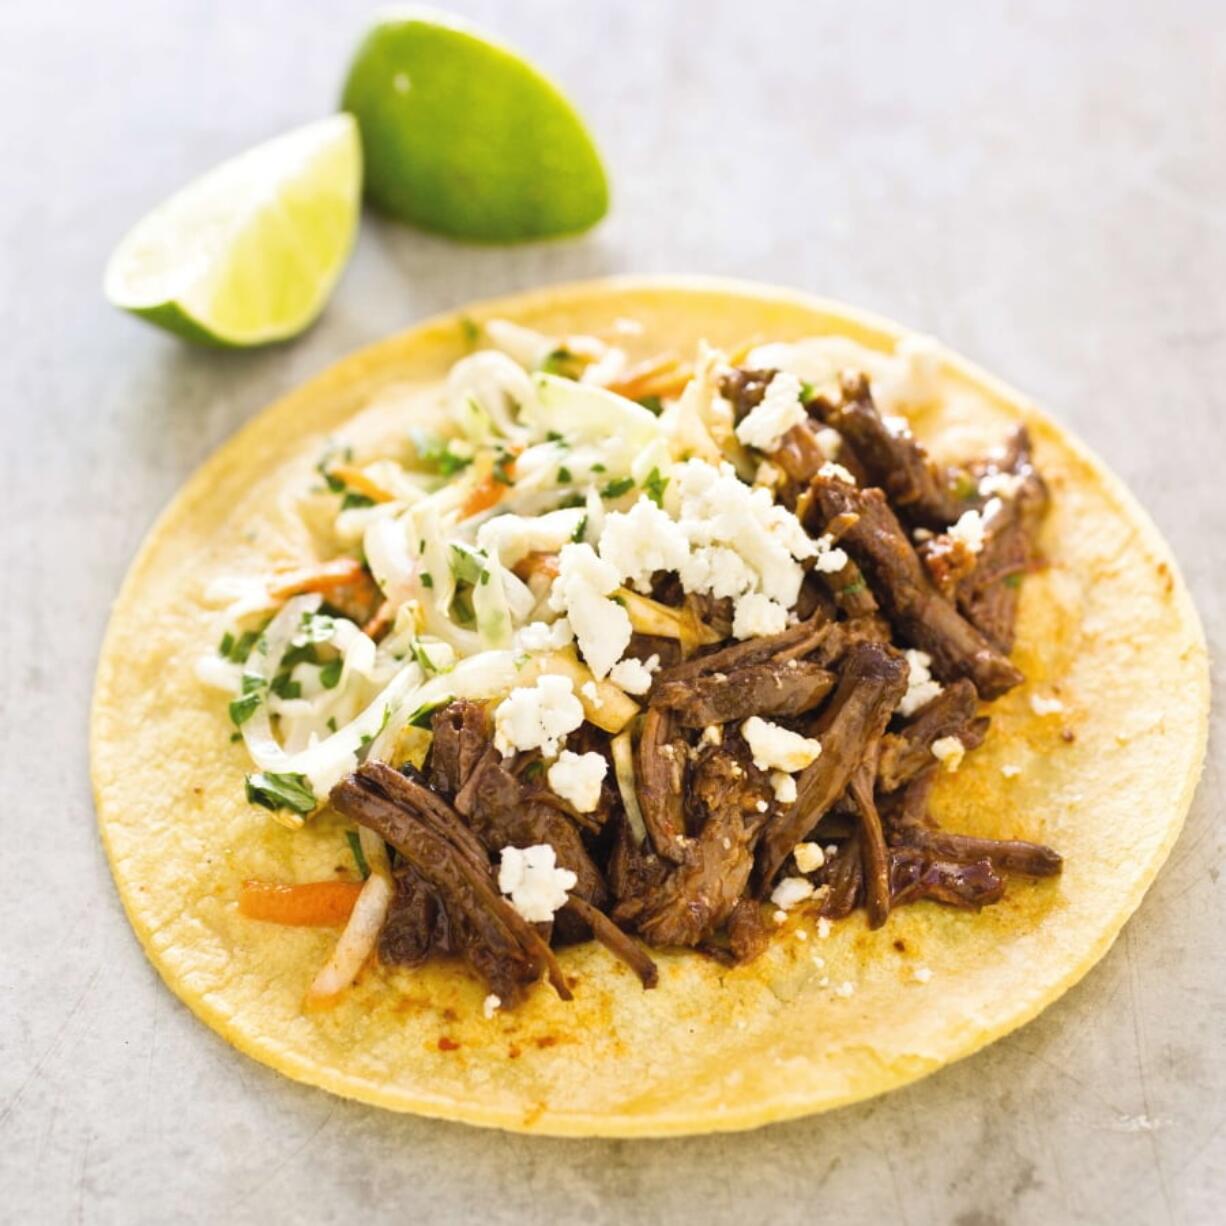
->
[91,277,1209,1136]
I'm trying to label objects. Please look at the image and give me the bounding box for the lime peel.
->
[105,114,362,347]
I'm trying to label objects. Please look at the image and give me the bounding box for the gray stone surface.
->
[1,0,1222,1222]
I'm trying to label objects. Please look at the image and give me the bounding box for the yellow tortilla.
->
[91,277,1209,1136]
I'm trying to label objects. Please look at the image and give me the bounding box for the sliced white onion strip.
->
[306,828,394,1001]
[611,729,648,847]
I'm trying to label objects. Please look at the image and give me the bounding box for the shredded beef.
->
[756,641,907,890]
[807,475,1023,699]
[651,659,835,727]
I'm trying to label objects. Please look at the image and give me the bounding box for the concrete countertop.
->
[2,1,1221,1222]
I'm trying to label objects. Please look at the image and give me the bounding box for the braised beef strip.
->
[806,474,1024,699]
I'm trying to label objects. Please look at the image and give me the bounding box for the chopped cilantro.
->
[346,830,371,879]
[270,671,301,700]
[591,462,607,474]
[546,430,567,444]
[491,456,515,486]
[319,657,344,689]
[637,395,664,416]
[540,348,579,378]
[341,491,375,510]
[459,316,480,345]
[228,675,266,726]
[557,492,586,509]
[326,716,339,733]
[643,467,669,506]
[295,611,336,645]
[421,571,434,589]
[954,472,979,501]
[409,427,474,477]
[799,380,816,402]
[245,771,316,814]
[221,627,262,664]
[571,514,588,543]
[408,697,453,729]
[1004,573,1023,589]
[521,759,544,781]
[601,476,635,499]
[841,580,867,597]
[557,465,573,484]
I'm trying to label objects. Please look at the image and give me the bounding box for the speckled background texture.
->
[1,1,1222,1222]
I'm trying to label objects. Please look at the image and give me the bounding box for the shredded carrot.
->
[460,454,517,519]
[327,464,397,504]
[512,551,561,583]
[238,880,364,927]
[361,599,394,641]
[726,335,765,365]
[607,354,682,400]
[268,557,367,600]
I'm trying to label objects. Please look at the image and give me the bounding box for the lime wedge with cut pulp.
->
[341,10,609,242]
[104,115,362,346]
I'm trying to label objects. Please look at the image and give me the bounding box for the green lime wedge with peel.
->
[342,9,609,241]
[105,115,362,346]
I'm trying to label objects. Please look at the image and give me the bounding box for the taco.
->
[91,278,1208,1136]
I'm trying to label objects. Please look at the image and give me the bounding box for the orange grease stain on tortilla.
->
[437,1036,460,1052]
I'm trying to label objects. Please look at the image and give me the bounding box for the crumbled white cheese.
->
[1029,693,1065,716]
[899,648,943,717]
[515,618,574,654]
[773,909,789,924]
[913,966,933,984]
[883,415,910,436]
[813,532,849,574]
[735,371,807,452]
[547,749,608,813]
[793,841,825,873]
[700,724,723,747]
[754,799,769,813]
[818,461,857,485]
[493,674,584,758]
[819,976,830,987]
[835,980,856,999]
[742,716,822,772]
[978,471,1025,499]
[771,876,816,910]
[671,459,817,606]
[814,427,843,460]
[608,653,658,695]
[947,497,1002,555]
[811,954,825,969]
[771,771,798,805]
[732,592,789,639]
[948,507,988,553]
[580,679,602,707]
[548,542,632,679]
[931,735,966,772]
[483,993,502,1019]
[497,844,577,922]
[678,545,758,601]
[817,916,832,940]
[913,527,934,543]
[754,460,783,488]
[1001,763,1022,779]
[597,497,689,593]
